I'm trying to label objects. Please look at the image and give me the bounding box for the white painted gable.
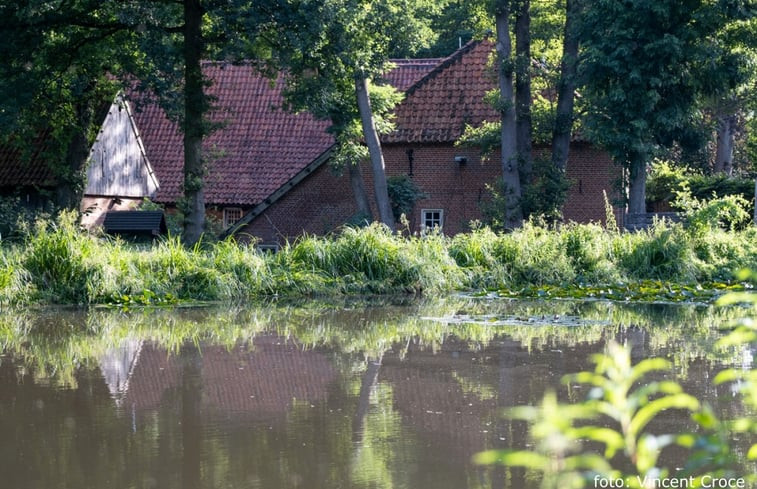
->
[85,93,159,198]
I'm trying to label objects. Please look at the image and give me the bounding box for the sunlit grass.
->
[0,211,755,306]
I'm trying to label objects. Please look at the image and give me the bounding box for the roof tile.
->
[385,40,499,144]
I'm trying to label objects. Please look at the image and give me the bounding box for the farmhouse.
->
[229,40,620,244]
[1,40,620,242]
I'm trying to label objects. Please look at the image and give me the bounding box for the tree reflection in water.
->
[0,298,749,488]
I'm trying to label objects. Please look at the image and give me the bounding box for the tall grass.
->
[0,212,755,306]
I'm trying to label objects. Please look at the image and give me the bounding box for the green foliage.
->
[2,214,757,306]
[0,195,55,240]
[647,160,756,208]
[579,0,750,212]
[476,342,705,488]
[386,175,429,221]
[675,191,752,233]
[521,158,572,222]
[457,121,502,159]
[22,211,101,304]
[477,279,757,488]
[480,159,570,228]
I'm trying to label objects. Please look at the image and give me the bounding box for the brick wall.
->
[239,164,355,245]
[237,143,622,244]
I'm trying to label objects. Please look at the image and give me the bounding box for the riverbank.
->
[1,212,755,306]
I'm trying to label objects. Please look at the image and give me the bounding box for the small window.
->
[257,244,280,253]
[223,207,243,228]
[421,209,443,233]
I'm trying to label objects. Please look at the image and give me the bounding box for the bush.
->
[647,160,755,211]
[0,194,55,240]
[22,211,101,303]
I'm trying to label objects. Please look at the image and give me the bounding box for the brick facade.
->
[236,142,621,244]
[241,164,355,245]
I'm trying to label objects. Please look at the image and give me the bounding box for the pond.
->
[0,297,753,489]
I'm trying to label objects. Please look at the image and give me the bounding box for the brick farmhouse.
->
[0,40,621,243]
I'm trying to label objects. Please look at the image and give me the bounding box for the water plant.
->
[474,276,757,489]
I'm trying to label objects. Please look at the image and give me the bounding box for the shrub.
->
[616,222,697,282]
[22,211,102,303]
[646,159,755,211]
[386,175,428,222]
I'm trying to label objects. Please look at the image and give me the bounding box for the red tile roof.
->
[381,59,442,92]
[0,133,57,188]
[132,66,334,206]
[133,59,438,206]
[384,40,499,144]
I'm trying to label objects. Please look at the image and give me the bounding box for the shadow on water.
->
[0,297,752,488]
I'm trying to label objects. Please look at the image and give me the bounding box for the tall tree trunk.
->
[58,118,90,210]
[515,0,532,182]
[551,0,581,172]
[714,114,735,175]
[57,81,96,210]
[355,73,395,231]
[753,178,757,225]
[180,341,202,489]
[348,161,373,221]
[627,152,647,215]
[495,1,523,229]
[352,355,382,444]
[182,0,207,246]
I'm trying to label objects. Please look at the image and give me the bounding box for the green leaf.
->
[715,292,757,306]
[570,426,624,458]
[629,358,671,384]
[713,369,743,385]
[629,394,700,438]
[715,328,757,348]
[472,449,548,468]
[748,444,757,460]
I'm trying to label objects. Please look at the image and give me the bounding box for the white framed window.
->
[223,207,243,228]
[421,208,443,233]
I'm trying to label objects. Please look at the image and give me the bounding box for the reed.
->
[1,212,755,306]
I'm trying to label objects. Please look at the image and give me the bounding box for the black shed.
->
[103,210,167,239]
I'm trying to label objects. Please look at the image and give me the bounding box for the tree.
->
[1,1,261,245]
[579,0,748,214]
[708,11,757,175]
[514,0,533,182]
[494,0,524,228]
[415,0,493,57]
[550,0,581,173]
[123,0,263,245]
[262,0,437,231]
[0,1,133,210]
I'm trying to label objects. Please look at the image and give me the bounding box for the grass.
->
[0,210,755,306]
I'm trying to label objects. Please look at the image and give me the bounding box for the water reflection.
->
[0,298,752,488]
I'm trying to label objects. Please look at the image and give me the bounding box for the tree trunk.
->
[714,114,735,175]
[180,341,202,489]
[57,121,90,210]
[348,161,373,221]
[551,0,581,173]
[182,0,207,246]
[495,1,523,229]
[57,83,96,210]
[352,355,382,444]
[515,0,532,182]
[627,152,647,215]
[355,73,395,231]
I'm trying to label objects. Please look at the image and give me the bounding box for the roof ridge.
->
[401,38,486,97]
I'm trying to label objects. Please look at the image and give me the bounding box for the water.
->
[0,298,752,489]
